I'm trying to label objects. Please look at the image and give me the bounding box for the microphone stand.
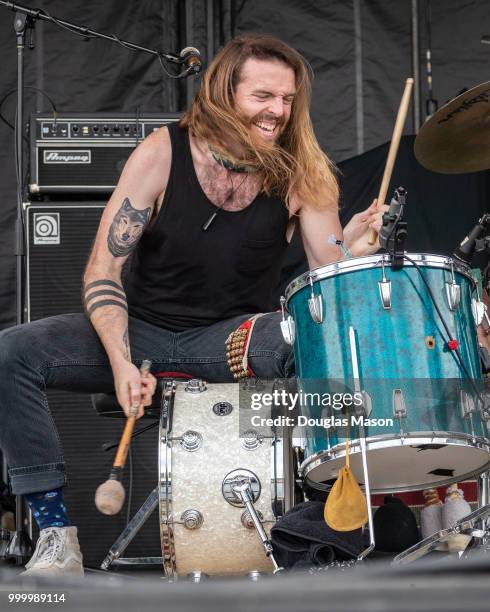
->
[3,9,34,567]
[0,1,190,69]
[0,0,200,566]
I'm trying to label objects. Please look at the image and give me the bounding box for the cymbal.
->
[414,81,490,174]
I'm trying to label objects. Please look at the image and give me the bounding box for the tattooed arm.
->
[83,127,171,417]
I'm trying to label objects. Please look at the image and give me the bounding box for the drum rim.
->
[159,380,178,580]
[284,252,474,304]
[301,432,490,494]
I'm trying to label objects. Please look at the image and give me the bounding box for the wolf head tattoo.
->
[107,198,151,257]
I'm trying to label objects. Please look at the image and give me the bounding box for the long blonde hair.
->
[180,33,339,211]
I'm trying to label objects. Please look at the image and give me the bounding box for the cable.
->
[28,10,186,78]
[41,10,97,40]
[403,254,486,409]
[0,86,57,135]
[157,53,186,79]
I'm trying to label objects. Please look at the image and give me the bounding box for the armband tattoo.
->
[83,279,127,318]
[86,299,128,317]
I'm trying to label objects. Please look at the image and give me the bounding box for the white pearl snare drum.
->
[158,380,295,579]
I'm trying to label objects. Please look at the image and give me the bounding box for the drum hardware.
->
[392,389,407,439]
[241,377,265,391]
[392,503,490,565]
[378,259,392,309]
[348,326,376,560]
[212,401,233,416]
[187,571,208,582]
[222,469,261,507]
[247,570,265,581]
[241,509,264,529]
[185,379,207,393]
[279,296,295,345]
[460,390,476,419]
[471,298,486,327]
[100,487,161,571]
[161,380,177,432]
[167,430,203,452]
[99,379,180,571]
[307,274,323,323]
[241,429,263,451]
[173,509,204,530]
[231,480,284,574]
[357,391,373,418]
[445,263,461,312]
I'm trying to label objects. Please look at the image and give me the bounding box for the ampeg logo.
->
[33,213,60,245]
[43,150,91,164]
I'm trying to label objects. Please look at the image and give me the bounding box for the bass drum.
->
[158,380,295,579]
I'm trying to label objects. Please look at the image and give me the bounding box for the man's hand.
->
[343,199,389,257]
[112,361,158,419]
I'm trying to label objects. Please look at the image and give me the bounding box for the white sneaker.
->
[22,526,84,577]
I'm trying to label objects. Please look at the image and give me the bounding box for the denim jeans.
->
[0,312,294,494]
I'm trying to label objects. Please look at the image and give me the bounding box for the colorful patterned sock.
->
[24,487,71,530]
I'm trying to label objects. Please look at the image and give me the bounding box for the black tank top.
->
[126,123,289,331]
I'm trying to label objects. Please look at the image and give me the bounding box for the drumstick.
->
[368,78,414,245]
[95,359,152,515]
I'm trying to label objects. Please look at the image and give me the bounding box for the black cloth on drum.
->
[271,501,363,569]
[125,123,289,332]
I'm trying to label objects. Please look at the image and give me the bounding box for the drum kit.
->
[100,83,490,580]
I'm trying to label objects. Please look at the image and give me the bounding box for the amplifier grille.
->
[27,204,104,319]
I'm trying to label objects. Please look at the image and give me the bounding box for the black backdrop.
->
[1,0,490,329]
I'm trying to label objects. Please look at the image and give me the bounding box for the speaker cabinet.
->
[25,203,161,568]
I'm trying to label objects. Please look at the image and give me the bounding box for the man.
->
[0,34,385,576]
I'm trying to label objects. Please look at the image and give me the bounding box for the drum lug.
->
[168,430,203,452]
[187,571,208,582]
[378,260,392,310]
[241,429,263,451]
[472,298,487,326]
[445,263,461,311]
[279,296,296,345]
[185,379,207,393]
[179,509,204,530]
[241,508,264,528]
[392,389,407,438]
[307,275,323,323]
[460,389,476,419]
[357,390,373,418]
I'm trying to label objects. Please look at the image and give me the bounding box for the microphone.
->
[379,187,406,250]
[180,46,202,74]
[453,213,490,264]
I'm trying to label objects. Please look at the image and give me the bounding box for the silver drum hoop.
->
[301,433,490,494]
[158,380,177,579]
[284,253,475,305]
